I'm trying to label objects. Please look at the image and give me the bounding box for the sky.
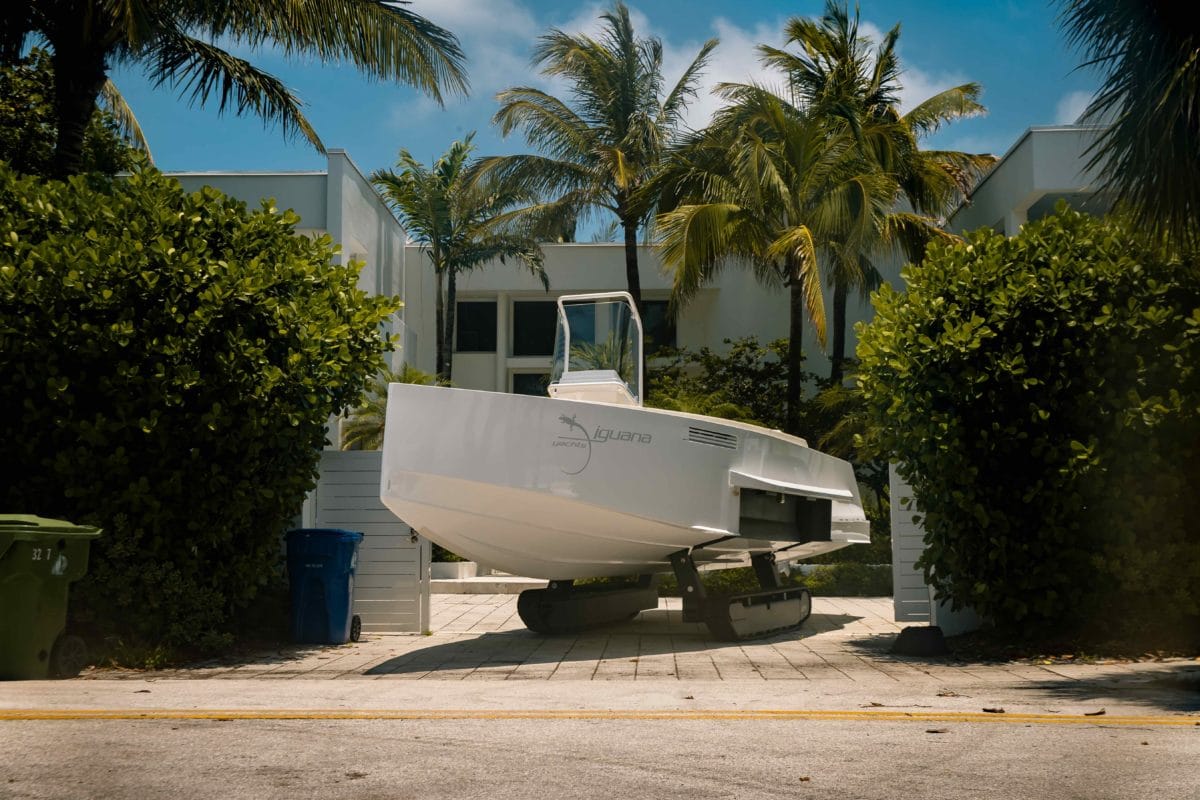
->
[109,0,1098,227]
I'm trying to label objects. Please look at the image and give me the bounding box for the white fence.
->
[304,450,430,633]
[890,464,983,634]
[890,464,931,623]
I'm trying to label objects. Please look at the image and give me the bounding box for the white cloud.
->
[385,94,445,132]
[895,63,972,114]
[417,0,539,39]
[664,17,786,131]
[418,0,545,98]
[393,3,980,147]
[557,2,619,38]
[1055,89,1093,124]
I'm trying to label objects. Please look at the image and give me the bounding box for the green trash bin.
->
[0,515,102,680]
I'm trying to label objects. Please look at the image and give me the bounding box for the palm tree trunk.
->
[830,278,848,384]
[50,47,107,178]
[621,218,643,315]
[786,264,805,436]
[434,268,446,379]
[1,4,31,64]
[444,268,458,383]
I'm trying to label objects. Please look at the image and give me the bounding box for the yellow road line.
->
[0,709,1195,726]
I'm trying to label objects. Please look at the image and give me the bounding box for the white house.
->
[947,123,1109,235]
[403,244,899,397]
[425,243,791,395]
[170,151,887,401]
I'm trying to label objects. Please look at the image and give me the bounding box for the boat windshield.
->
[550,293,643,404]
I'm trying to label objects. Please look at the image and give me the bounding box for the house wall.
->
[171,171,329,231]
[947,126,1106,235]
[409,241,886,395]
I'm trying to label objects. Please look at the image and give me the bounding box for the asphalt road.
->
[3,715,1198,800]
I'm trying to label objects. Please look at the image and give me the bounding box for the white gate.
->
[308,450,430,633]
[889,464,983,634]
[890,464,931,622]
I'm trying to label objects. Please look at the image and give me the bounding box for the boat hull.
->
[380,385,869,579]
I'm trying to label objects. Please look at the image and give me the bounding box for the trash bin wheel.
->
[50,634,88,679]
[350,615,362,642]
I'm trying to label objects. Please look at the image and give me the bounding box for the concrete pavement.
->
[3,595,1197,800]
[0,595,1192,719]
[48,595,1198,699]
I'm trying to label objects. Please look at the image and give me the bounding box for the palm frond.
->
[901,83,986,138]
[474,154,602,210]
[658,37,719,132]
[1057,0,1200,245]
[147,31,322,151]
[765,226,827,347]
[341,363,448,450]
[1,0,34,65]
[99,79,153,159]
[658,202,745,306]
[204,0,468,102]
[493,87,597,163]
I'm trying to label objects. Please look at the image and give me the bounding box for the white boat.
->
[380,293,868,638]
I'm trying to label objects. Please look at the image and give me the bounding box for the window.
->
[455,301,496,352]
[641,300,676,354]
[511,372,550,396]
[562,302,596,346]
[512,301,557,356]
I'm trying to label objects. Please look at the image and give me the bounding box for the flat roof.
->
[948,124,1106,225]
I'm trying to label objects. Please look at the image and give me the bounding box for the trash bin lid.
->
[0,514,102,539]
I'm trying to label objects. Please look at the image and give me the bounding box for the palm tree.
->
[487,1,717,315]
[1,0,467,177]
[1057,0,1200,247]
[657,84,900,434]
[0,47,151,175]
[341,364,447,451]
[372,134,550,382]
[571,332,635,384]
[760,1,992,382]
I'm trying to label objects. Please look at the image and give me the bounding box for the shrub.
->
[802,563,893,597]
[643,562,889,598]
[647,337,792,429]
[0,163,398,653]
[857,207,1200,636]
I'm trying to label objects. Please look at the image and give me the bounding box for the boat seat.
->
[548,369,637,406]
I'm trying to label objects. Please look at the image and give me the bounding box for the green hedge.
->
[857,207,1200,637]
[650,563,891,597]
[0,163,398,653]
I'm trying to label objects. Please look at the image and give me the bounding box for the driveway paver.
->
[76,595,1199,698]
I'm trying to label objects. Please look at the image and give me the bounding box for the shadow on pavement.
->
[165,643,347,673]
[365,611,864,676]
[841,633,1200,713]
[1016,664,1200,713]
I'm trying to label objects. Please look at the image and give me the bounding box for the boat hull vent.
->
[687,427,738,449]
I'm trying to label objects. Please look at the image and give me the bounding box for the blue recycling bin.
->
[285,528,364,644]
